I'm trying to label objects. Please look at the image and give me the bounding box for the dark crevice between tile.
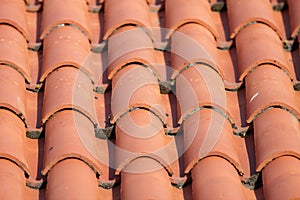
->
[271,0,286,11]
[35,8,42,43]
[154,41,169,51]
[94,84,111,94]
[165,126,182,136]
[148,0,164,12]
[164,92,180,135]
[291,48,300,85]
[283,39,296,51]
[169,134,187,189]
[28,42,42,52]
[26,83,43,93]
[159,79,175,94]
[26,179,46,190]
[95,125,114,140]
[93,43,110,92]
[224,81,243,92]
[244,130,257,178]
[219,9,231,43]
[25,0,42,12]
[217,40,233,50]
[209,0,226,12]
[98,9,105,43]
[281,8,291,39]
[179,174,192,188]
[242,172,262,190]
[26,128,43,139]
[91,41,107,53]
[149,4,162,13]
[98,178,118,190]
[170,175,187,189]
[26,3,42,12]
[88,3,103,13]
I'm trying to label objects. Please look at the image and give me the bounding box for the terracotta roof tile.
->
[107,26,160,80]
[0,0,29,41]
[183,109,244,175]
[262,156,300,200]
[42,67,97,125]
[111,64,166,124]
[253,108,300,171]
[40,0,92,40]
[1,0,300,199]
[42,110,107,176]
[46,159,103,200]
[245,64,299,123]
[114,109,173,175]
[191,156,247,200]
[0,25,31,83]
[103,0,151,40]
[0,109,29,175]
[0,159,27,199]
[120,157,173,200]
[287,0,300,38]
[165,0,219,40]
[235,23,295,82]
[227,0,284,40]
[40,26,94,83]
[0,66,27,122]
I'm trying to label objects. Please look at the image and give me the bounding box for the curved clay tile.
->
[40,26,95,83]
[103,0,151,40]
[245,65,300,123]
[42,111,109,177]
[183,110,243,175]
[287,0,300,38]
[0,159,26,199]
[262,156,300,200]
[191,156,246,199]
[42,67,97,125]
[170,24,227,80]
[0,0,29,41]
[111,64,166,124]
[40,0,92,40]
[0,66,27,123]
[0,25,31,83]
[46,159,103,200]
[0,110,30,176]
[114,109,174,175]
[175,65,228,123]
[120,157,173,200]
[227,0,284,40]
[165,0,219,40]
[253,109,300,171]
[107,26,160,80]
[235,23,295,82]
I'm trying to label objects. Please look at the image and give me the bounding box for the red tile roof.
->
[0,0,300,199]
